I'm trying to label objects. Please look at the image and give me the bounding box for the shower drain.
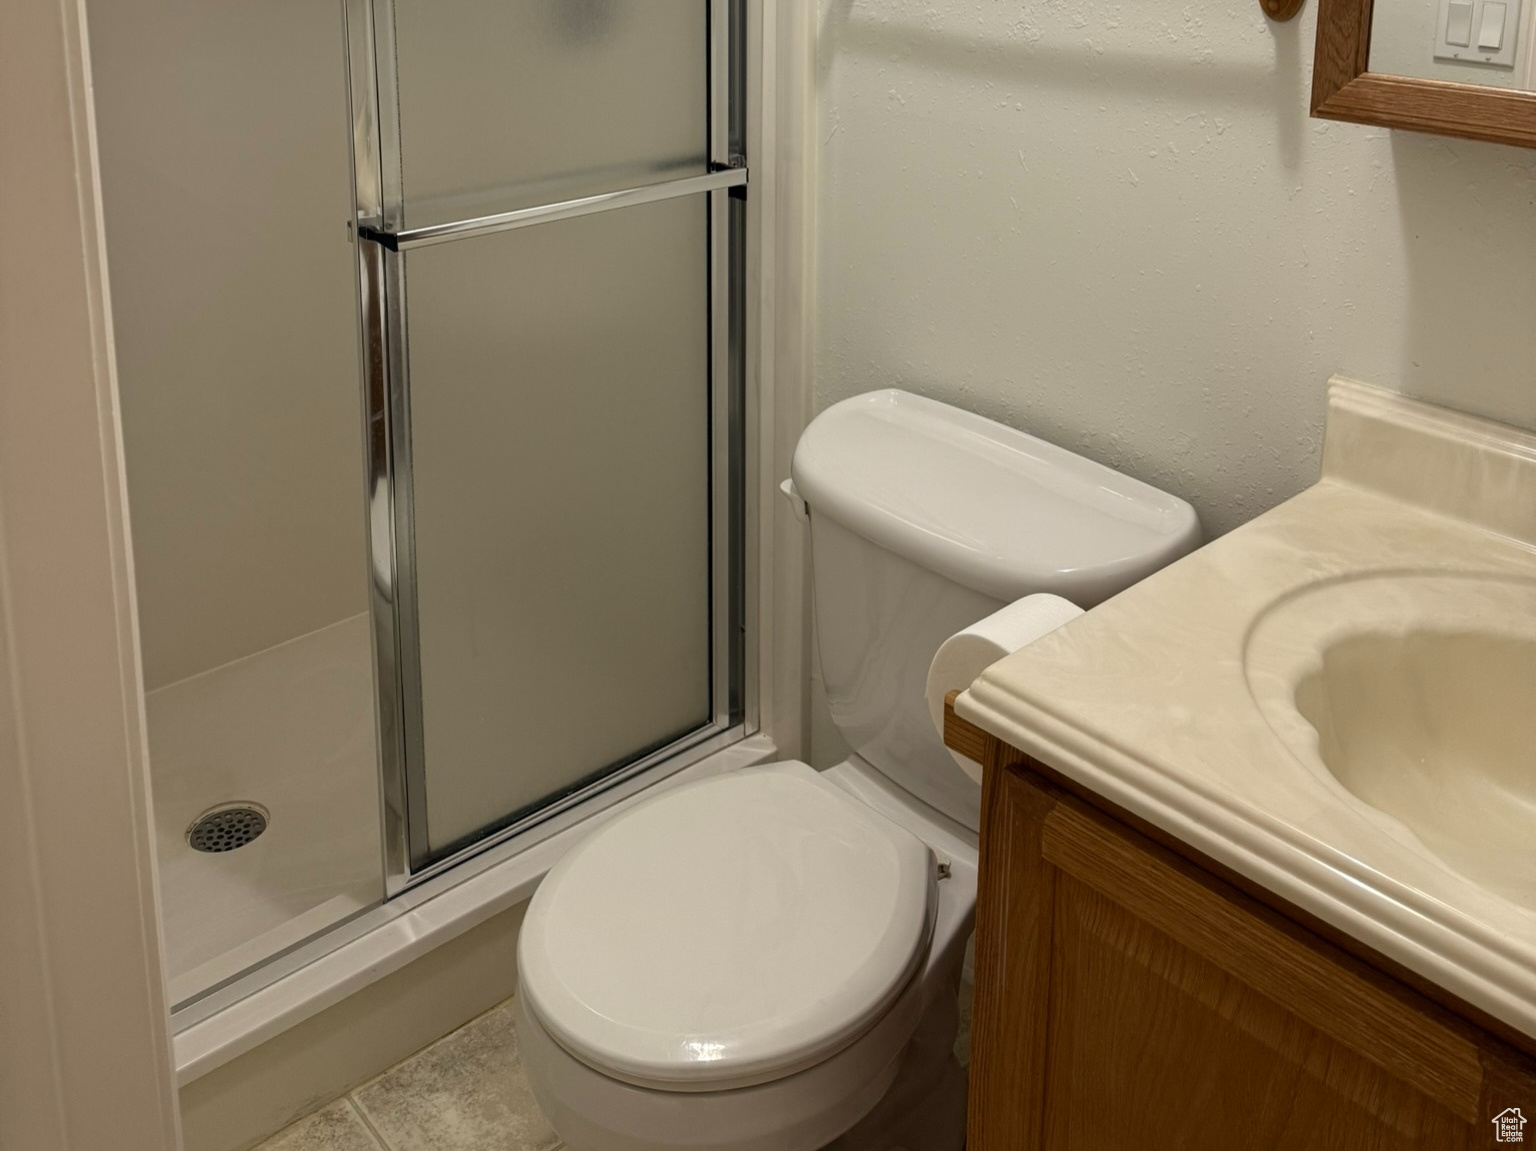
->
[187,803,269,853]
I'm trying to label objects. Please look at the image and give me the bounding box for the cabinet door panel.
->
[1039,802,1482,1120]
[957,745,1536,1151]
[1042,875,1470,1150]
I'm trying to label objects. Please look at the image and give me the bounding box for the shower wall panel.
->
[89,0,367,689]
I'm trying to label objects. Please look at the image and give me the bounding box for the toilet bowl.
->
[517,390,1202,1151]
[518,758,977,1151]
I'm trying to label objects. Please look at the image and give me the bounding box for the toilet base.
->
[517,981,904,1151]
[826,969,968,1151]
[519,945,969,1151]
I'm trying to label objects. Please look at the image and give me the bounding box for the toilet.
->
[516,390,1202,1151]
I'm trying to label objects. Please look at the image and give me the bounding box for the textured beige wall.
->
[0,0,180,1144]
[90,0,367,690]
[815,0,1536,539]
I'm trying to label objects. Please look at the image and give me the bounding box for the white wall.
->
[814,0,1536,539]
[89,0,367,690]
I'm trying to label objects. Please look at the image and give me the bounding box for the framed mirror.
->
[1313,0,1536,146]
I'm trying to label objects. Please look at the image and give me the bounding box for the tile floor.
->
[255,941,975,1151]
[253,999,560,1151]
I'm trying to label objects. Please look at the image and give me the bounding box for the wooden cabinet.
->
[944,700,1536,1150]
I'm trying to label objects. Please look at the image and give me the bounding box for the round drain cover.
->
[187,804,269,853]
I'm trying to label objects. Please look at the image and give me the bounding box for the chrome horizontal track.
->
[359,167,749,252]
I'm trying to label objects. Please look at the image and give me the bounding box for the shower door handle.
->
[356,167,748,253]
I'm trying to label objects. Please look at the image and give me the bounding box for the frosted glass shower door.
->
[406,198,713,855]
[345,0,745,878]
[390,0,711,226]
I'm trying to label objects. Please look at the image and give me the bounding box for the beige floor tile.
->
[254,1098,383,1151]
[352,998,560,1151]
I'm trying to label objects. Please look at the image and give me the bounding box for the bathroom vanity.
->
[942,379,1536,1149]
[945,706,1536,1148]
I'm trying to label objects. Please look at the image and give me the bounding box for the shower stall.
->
[90,0,752,1017]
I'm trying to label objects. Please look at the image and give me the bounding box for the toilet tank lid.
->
[790,390,1201,605]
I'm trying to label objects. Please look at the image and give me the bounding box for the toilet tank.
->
[790,390,1201,832]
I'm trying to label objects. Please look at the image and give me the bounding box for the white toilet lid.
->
[517,762,936,1091]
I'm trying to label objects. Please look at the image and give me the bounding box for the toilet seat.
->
[517,762,936,1093]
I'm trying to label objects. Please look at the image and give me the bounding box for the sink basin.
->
[1245,573,1536,910]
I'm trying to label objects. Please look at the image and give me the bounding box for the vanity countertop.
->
[955,378,1536,1041]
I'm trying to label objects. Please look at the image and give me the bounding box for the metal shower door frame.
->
[341,0,749,897]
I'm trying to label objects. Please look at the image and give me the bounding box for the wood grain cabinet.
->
[944,703,1536,1150]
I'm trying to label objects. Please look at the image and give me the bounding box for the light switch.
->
[1435,0,1521,65]
[1447,0,1474,45]
[1477,1,1507,49]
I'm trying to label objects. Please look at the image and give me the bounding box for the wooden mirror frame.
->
[1312,0,1536,148]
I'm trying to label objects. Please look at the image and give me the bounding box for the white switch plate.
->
[1435,0,1522,67]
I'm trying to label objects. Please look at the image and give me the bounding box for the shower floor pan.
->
[146,613,382,1007]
